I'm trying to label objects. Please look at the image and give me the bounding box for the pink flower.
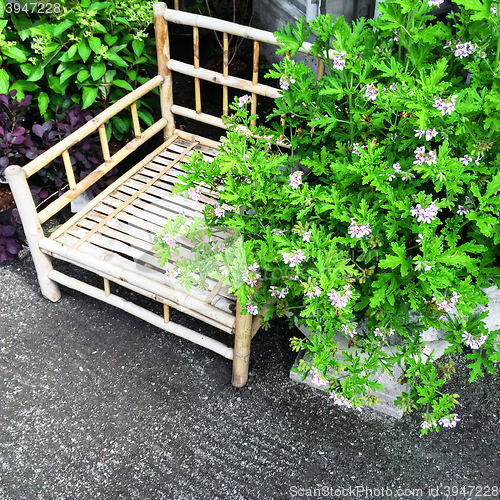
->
[365,81,378,102]
[187,186,202,202]
[310,368,329,389]
[328,285,353,308]
[214,202,225,219]
[457,205,469,215]
[242,263,261,287]
[269,286,289,299]
[462,330,488,350]
[454,41,475,58]
[329,391,353,409]
[247,303,258,315]
[238,95,253,107]
[164,268,178,282]
[332,50,347,71]
[279,75,295,90]
[460,155,473,165]
[410,200,439,224]
[162,232,176,248]
[433,95,458,116]
[282,249,306,268]
[302,231,312,242]
[439,414,460,428]
[305,286,321,299]
[348,218,372,238]
[289,171,303,189]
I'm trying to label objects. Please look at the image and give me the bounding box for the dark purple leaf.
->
[55,178,63,188]
[32,124,45,138]
[25,150,38,159]
[90,157,99,164]
[39,190,49,199]
[82,143,91,151]
[12,135,25,145]
[24,136,34,147]
[0,95,8,107]
[0,156,9,167]
[0,250,9,262]
[7,240,20,255]
[9,90,17,98]
[0,225,15,237]
[20,95,32,107]
[12,127,25,136]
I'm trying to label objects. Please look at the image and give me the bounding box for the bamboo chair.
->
[6,3,327,387]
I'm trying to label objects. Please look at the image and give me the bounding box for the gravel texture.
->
[1,256,500,500]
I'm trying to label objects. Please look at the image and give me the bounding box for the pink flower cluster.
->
[247,303,259,315]
[387,162,402,181]
[164,268,178,283]
[438,414,460,428]
[310,368,329,389]
[341,323,357,339]
[305,286,321,299]
[329,391,353,409]
[238,94,253,107]
[162,232,176,248]
[332,50,347,71]
[271,229,286,236]
[413,146,437,166]
[242,263,260,287]
[348,218,372,238]
[414,128,438,141]
[433,95,458,115]
[420,420,438,430]
[289,171,303,189]
[462,331,488,350]
[374,327,395,342]
[188,186,202,202]
[410,200,439,224]
[454,41,475,58]
[434,292,460,313]
[365,81,378,102]
[269,286,289,299]
[457,205,469,215]
[279,75,296,90]
[303,231,312,242]
[282,249,306,268]
[214,202,225,219]
[352,143,367,156]
[328,285,353,308]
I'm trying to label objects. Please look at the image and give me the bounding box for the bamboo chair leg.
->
[232,296,253,388]
[5,165,61,302]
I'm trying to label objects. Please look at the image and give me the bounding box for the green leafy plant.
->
[155,0,500,434]
[0,0,158,140]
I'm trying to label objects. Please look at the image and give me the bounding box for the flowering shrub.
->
[155,0,500,434]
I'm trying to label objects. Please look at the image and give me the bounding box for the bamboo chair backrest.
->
[153,3,326,132]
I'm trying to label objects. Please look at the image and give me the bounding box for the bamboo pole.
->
[232,296,253,387]
[317,59,325,81]
[130,102,141,138]
[251,40,259,128]
[40,238,237,329]
[174,129,221,149]
[223,32,229,117]
[48,269,234,359]
[193,26,201,114]
[62,150,77,191]
[167,60,280,99]
[72,142,197,249]
[5,165,61,302]
[23,76,163,178]
[204,281,223,304]
[172,106,290,149]
[174,0,179,9]
[42,248,235,333]
[49,135,178,239]
[38,118,168,224]
[164,304,169,323]
[104,277,110,297]
[154,2,176,138]
[98,124,111,161]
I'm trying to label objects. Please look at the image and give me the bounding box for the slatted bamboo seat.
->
[6,2,327,387]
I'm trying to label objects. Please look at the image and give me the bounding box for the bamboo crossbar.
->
[48,135,178,239]
[98,124,111,161]
[48,269,234,359]
[40,237,237,330]
[38,118,168,224]
[23,75,164,178]
[161,6,342,62]
[62,150,77,191]
[167,59,280,99]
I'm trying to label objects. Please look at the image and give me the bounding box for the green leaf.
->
[78,41,92,63]
[88,36,102,54]
[106,53,128,68]
[27,63,44,82]
[104,34,119,45]
[48,75,63,94]
[77,69,91,83]
[38,91,50,115]
[138,110,154,127]
[0,69,9,94]
[60,64,87,83]
[89,1,109,10]
[68,44,78,59]
[11,15,32,41]
[484,171,500,200]
[3,46,28,63]
[132,39,144,58]
[111,115,128,134]
[82,86,99,109]
[90,61,107,81]
[53,19,74,37]
[112,79,133,91]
